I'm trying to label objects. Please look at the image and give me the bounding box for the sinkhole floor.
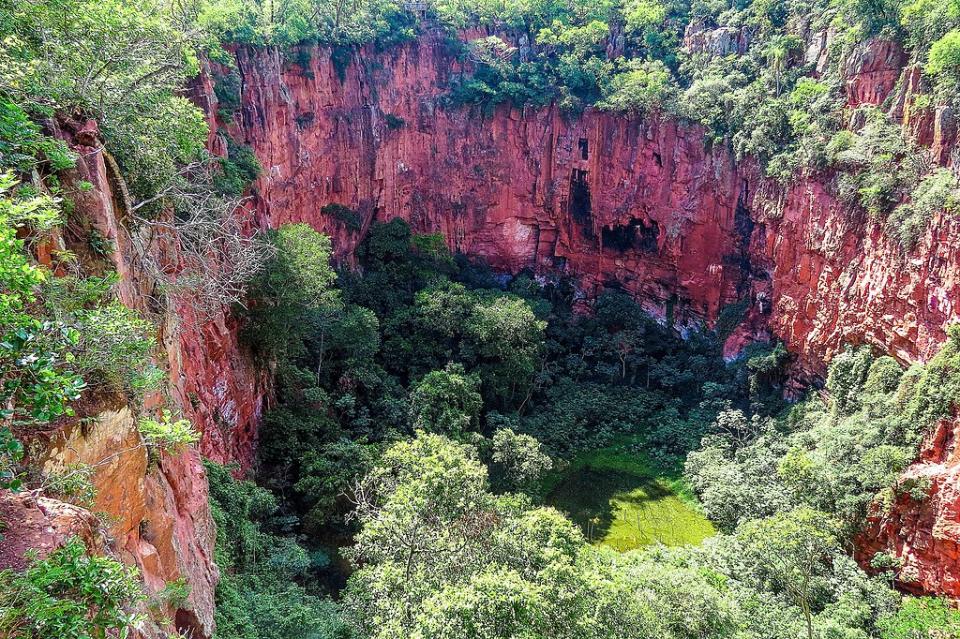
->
[542,443,715,551]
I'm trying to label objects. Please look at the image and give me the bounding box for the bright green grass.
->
[541,440,716,551]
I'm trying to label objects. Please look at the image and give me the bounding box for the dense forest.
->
[2,0,960,638]
[203,219,960,639]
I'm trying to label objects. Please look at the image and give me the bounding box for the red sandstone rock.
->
[843,39,906,108]
[14,122,251,639]
[858,418,960,597]
[933,107,958,167]
[0,492,100,572]
[36,408,221,637]
[202,34,959,381]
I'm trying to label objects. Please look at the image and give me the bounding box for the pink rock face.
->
[207,34,960,378]
[11,119,248,639]
[858,418,960,597]
[842,38,906,108]
[750,177,960,382]
[223,41,748,331]
[0,493,100,572]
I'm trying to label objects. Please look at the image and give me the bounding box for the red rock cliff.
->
[0,117,268,639]
[61,119,269,637]
[203,34,958,378]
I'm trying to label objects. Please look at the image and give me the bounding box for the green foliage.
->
[206,461,350,639]
[0,0,210,202]
[0,171,163,494]
[152,578,191,612]
[246,223,342,357]
[409,364,483,437]
[688,332,960,557]
[0,538,143,638]
[889,169,960,249]
[342,432,898,639]
[463,293,545,402]
[927,30,960,77]
[541,440,714,550]
[597,60,678,115]
[902,0,960,48]
[194,0,418,48]
[826,345,875,417]
[900,324,960,426]
[138,410,201,453]
[878,596,960,639]
[0,174,82,428]
[42,462,97,508]
[214,71,243,117]
[236,219,947,639]
[490,427,552,492]
[322,203,363,231]
[216,139,262,196]
[735,507,841,639]
[0,427,23,490]
[0,100,76,172]
[69,302,159,396]
[293,436,380,531]
[835,110,927,221]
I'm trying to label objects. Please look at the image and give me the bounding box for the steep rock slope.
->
[202,33,960,379]
[0,118,269,639]
[858,417,960,598]
[66,120,269,637]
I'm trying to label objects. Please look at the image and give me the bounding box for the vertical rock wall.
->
[0,117,266,638]
[205,34,958,377]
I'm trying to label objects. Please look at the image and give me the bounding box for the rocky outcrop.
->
[842,39,906,108]
[65,122,252,638]
[37,408,220,637]
[0,492,100,572]
[215,42,748,332]
[57,117,268,467]
[857,417,960,597]
[750,178,960,383]
[0,118,254,639]
[684,20,752,58]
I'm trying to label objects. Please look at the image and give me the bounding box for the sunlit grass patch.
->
[541,441,715,551]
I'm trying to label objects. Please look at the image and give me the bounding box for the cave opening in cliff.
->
[601,218,660,254]
[569,168,592,229]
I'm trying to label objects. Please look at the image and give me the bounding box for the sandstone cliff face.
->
[63,118,269,468]
[857,417,960,598]
[0,119,266,638]
[207,34,958,378]
[61,120,269,637]
[214,41,748,333]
